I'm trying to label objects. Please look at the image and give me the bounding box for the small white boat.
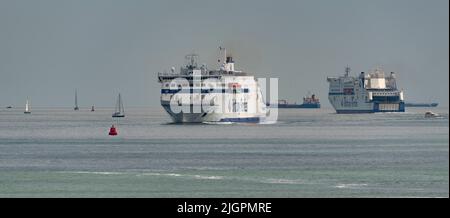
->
[112,93,125,118]
[424,111,439,118]
[24,98,31,114]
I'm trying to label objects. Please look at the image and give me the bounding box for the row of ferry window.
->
[164,83,247,88]
[161,89,249,94]
[164,84,248,91]
[332,96,371,102]
[372,92,397,96]
[333,96,397,103]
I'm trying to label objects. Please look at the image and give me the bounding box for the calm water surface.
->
[0,107,448,197]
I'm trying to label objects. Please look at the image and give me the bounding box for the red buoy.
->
[109,125,118,136]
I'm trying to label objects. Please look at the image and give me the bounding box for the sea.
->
[0,106,448,197]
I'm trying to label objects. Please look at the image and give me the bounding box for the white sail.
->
[119,94,124,114]
[112,93,125,117]
[74,90,79,110]
[24,98,31,114]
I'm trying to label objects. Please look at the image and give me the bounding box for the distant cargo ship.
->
[405,102,438,107]
[269,93,320,108]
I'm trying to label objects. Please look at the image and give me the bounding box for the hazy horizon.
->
[0,0,448,108]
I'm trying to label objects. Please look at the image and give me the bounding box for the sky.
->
[0,0,448,108]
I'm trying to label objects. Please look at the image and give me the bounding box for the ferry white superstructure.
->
[327,67,405,113]
[157,48,267,123]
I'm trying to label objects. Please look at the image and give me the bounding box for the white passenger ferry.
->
[157,48,267,123]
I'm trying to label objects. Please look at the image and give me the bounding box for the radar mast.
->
[345,66,351,77]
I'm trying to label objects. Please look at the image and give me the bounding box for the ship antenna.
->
[345,66,351,77]
[219,46,226,63]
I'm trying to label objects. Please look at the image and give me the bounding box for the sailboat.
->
[112,93,125,118]
[91,105,95,112]
[74,90,79,110]
[24,98,31,114]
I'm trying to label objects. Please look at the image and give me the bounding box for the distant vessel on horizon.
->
[74,90,79,111]
[268,93,320,108]
[112,93,125,118]
[24,98,31,114]
[405,102,438,107]
[91,105,95,112]
[424,111,440,118]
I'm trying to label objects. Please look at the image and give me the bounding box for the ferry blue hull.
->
[161,103,263,123]
[219,117,260,123]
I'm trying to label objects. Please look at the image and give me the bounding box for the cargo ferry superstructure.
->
[157,48,267,123]
[327,67,405,113]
